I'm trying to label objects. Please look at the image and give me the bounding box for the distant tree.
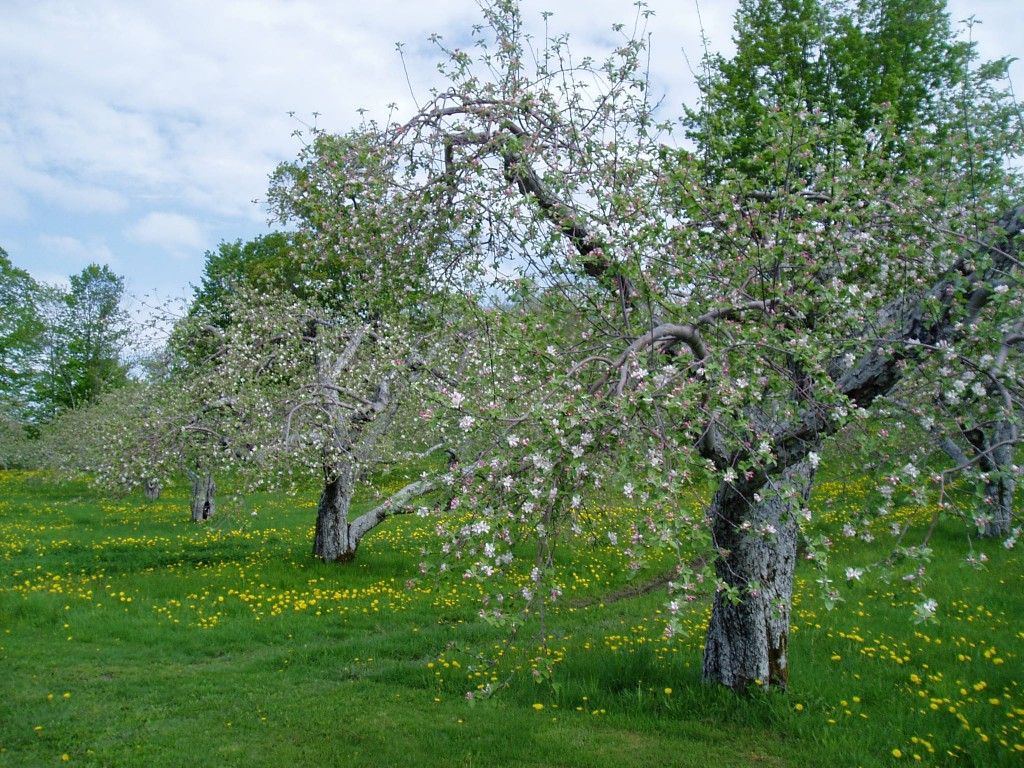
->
[688,0,972,179]
[34,361,234,520]
[0,249,45,423]
[0,411,34,469]
[190,233,298,326]
[34,264,130,419]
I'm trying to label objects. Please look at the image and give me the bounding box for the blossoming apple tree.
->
[164,126,490,560]
[349,0,1024,690]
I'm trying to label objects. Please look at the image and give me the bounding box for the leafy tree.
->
[191,233,297,326]
[689,0,973,180]
[39,375,229,519]
[107,128,475,545]
[0,411,34,469]
[0,249,45,423]
[34,264,130,419]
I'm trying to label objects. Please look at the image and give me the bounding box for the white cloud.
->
[125,212,205,253]
[0,186,29,222]
[26,270,71,290]
[0,0,732,228]
[37,234,116,268]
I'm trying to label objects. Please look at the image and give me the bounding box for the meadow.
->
[0,467,1020,767]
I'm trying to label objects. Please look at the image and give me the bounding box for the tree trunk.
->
[978,420,1015,539]
[143,479,161,501]
[702,461,814,690]
[937,427,1014,539]
[190,473,215,522]
[313,466,357,562]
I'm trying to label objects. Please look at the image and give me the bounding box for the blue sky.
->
[2,0,1021,318]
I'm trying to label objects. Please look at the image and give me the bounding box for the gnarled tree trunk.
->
[144,479,161,501]
[974,420,1015,539]
[702,461,814,690]
[313,465,357,562]
[190,473,215,522]
[315,467,440,563]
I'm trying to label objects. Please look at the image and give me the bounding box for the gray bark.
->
[314,469,441,562]
[697,207,1021,689]
[190,473,215,522]
[970,421,1016,539]
[348,475,439,542]
[313,465,357,562]
[143,479,161,501]
[306,320,442,562]
[702,461,814,690]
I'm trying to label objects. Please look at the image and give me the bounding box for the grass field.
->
[0,468,1021,767]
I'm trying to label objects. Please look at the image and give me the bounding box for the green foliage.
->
[31,264,131,421]
[826,0,968,135]
[171,233,300,372]
[0,412,34,469]
[688,0,980,181]
[267,127,460,323]
[0,249,45,421]
[1,256,131,430]
[190,233,298,327]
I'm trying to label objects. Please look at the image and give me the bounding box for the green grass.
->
[0,469,1020,767]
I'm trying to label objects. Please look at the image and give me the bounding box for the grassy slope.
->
[0,469,1020,767]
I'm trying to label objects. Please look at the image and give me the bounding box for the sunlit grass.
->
[0,468,1020,767]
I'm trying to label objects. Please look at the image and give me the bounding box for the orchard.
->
[1,1,1021,765]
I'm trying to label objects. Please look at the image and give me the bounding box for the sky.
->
[2,0,1021,317]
